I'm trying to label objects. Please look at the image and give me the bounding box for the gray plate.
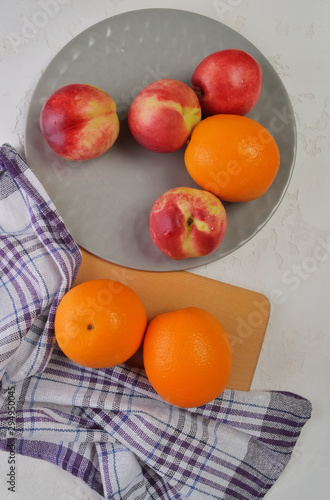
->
[25,8,296,271]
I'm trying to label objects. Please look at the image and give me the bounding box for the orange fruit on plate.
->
[143,306,232,408]
[184,114,280,202]
[54,279,147,368]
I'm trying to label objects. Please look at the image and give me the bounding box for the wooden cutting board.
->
[74,248,271,391]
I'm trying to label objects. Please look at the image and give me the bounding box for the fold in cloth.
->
[0,144,312,499]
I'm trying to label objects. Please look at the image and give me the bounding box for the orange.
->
[184,114,280,202]
[54,279,147,368]
[143,307,232,408]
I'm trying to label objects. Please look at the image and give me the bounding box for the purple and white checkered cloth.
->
[0,144,312,499]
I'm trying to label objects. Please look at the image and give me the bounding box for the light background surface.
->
[0,0,329,498]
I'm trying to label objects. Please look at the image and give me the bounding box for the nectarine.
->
[40,83,120,161]
[192,49,263,116]
[149,187,227,260]
[128,79,201,153]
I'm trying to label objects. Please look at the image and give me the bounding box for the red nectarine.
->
[192,49,263,116]
[149,187,227,260]
[40,83,120,161]
[128,79,201,153]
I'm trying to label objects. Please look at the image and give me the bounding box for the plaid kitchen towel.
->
[0,144,312,499]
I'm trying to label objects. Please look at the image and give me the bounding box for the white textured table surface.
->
[0,1,329,499]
